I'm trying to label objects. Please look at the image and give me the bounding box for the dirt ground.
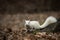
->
[0,12,60,40]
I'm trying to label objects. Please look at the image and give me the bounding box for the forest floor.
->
[0,12,60,40]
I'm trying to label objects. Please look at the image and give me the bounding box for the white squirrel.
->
[25,16,57,30]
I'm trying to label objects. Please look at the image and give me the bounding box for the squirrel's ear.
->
[25,20,30,21]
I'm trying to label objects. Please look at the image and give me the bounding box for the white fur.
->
[25,16,57,29]
[25,20,41,29]
[39,16,57,28]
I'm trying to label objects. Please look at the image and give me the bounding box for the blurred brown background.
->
[0,0,60,13]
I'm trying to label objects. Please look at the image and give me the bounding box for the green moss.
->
[32,29,41,34]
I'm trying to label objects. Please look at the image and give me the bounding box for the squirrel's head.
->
[25,20,32,32]
[25,20,30,25]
